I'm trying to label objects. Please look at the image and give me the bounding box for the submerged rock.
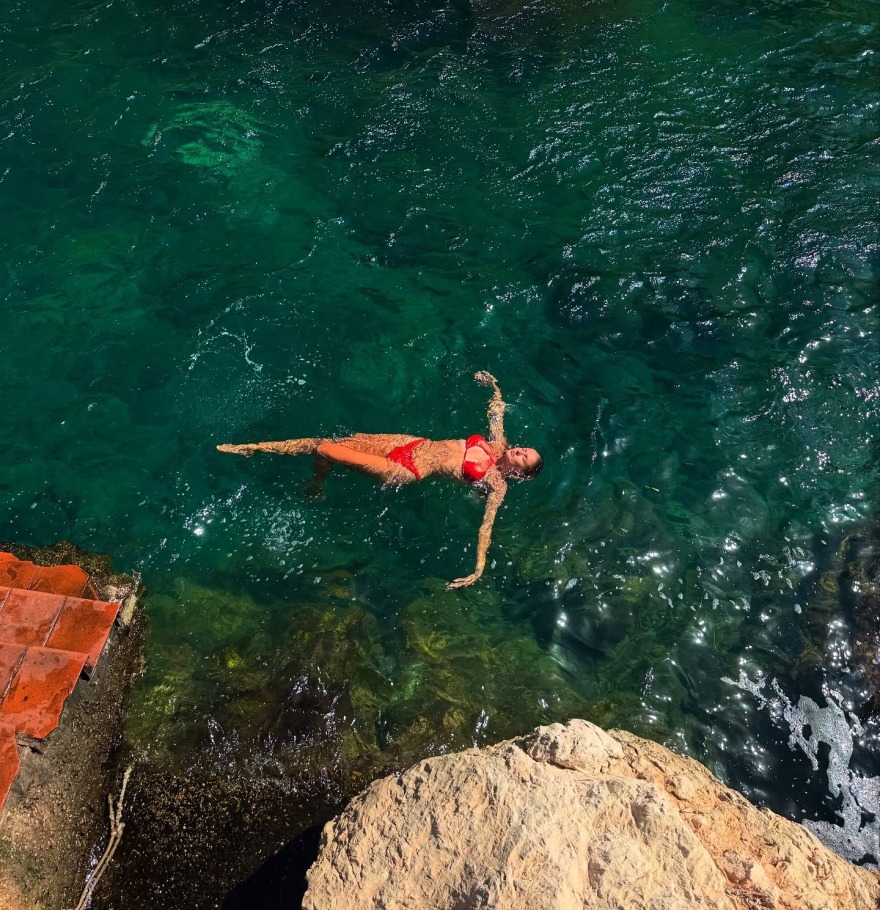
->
[302,719,879,910]
[841,530,880,715]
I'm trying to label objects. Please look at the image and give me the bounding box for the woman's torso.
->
[411,436,501,481]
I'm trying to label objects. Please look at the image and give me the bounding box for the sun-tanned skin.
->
[217,372,542,588]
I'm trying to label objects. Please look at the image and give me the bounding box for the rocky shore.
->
[303,719,879,910]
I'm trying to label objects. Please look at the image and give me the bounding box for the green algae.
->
[125,572,592,769]
[142,102,263,175]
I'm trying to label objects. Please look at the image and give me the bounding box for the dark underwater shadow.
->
[221,824,323,910]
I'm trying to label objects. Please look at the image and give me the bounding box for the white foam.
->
[724,671,879,866]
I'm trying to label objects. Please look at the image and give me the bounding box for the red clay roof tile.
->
[0,554,125,812]
[29,565,90,598]
[0,560,39,592]
[0,643,27,701]
[0,589,66,648]
[45,597,120,673]
[0,647,87,739]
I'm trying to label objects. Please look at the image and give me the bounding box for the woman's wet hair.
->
[524,454,543,479]
[517,454,543,481]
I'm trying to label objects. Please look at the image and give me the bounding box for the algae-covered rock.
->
[381,590,587,755]
[841,531,880,714]
[142,101,263,175]
[794,527,880,719]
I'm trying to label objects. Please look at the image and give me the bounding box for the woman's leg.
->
[304,454,333,498]
[217,438,325,457]
[335,433,419,456]
[217,433,417,458]
[316,441,419,485]
[218,433,420,484]
[331,434,422,484]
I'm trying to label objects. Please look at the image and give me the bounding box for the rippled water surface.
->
[2,0,878,903]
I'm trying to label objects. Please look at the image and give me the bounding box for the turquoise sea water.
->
[2,0,878,903]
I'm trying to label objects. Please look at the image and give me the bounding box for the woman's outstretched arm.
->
[447,475,507,589]
[475,371,507,447]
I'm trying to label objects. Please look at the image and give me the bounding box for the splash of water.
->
[724,671,879,866]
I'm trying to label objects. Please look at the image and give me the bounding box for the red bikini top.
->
[461,434,496,483]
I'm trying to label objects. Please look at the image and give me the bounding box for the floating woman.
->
[217,372,543,589]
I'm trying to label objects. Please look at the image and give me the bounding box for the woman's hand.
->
[447,572,481,589]
[474,370,498,387]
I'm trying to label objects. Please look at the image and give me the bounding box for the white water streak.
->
[724,671,879,866]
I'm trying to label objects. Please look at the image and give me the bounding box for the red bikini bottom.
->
[387,438,426,480]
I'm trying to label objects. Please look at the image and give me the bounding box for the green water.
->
[2,0,878,901]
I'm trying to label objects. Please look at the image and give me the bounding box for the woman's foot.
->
[217,443,257,456]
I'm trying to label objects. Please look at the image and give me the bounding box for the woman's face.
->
[502,447,541,475]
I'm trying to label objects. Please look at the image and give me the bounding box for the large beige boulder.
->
[302,719,879,910]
